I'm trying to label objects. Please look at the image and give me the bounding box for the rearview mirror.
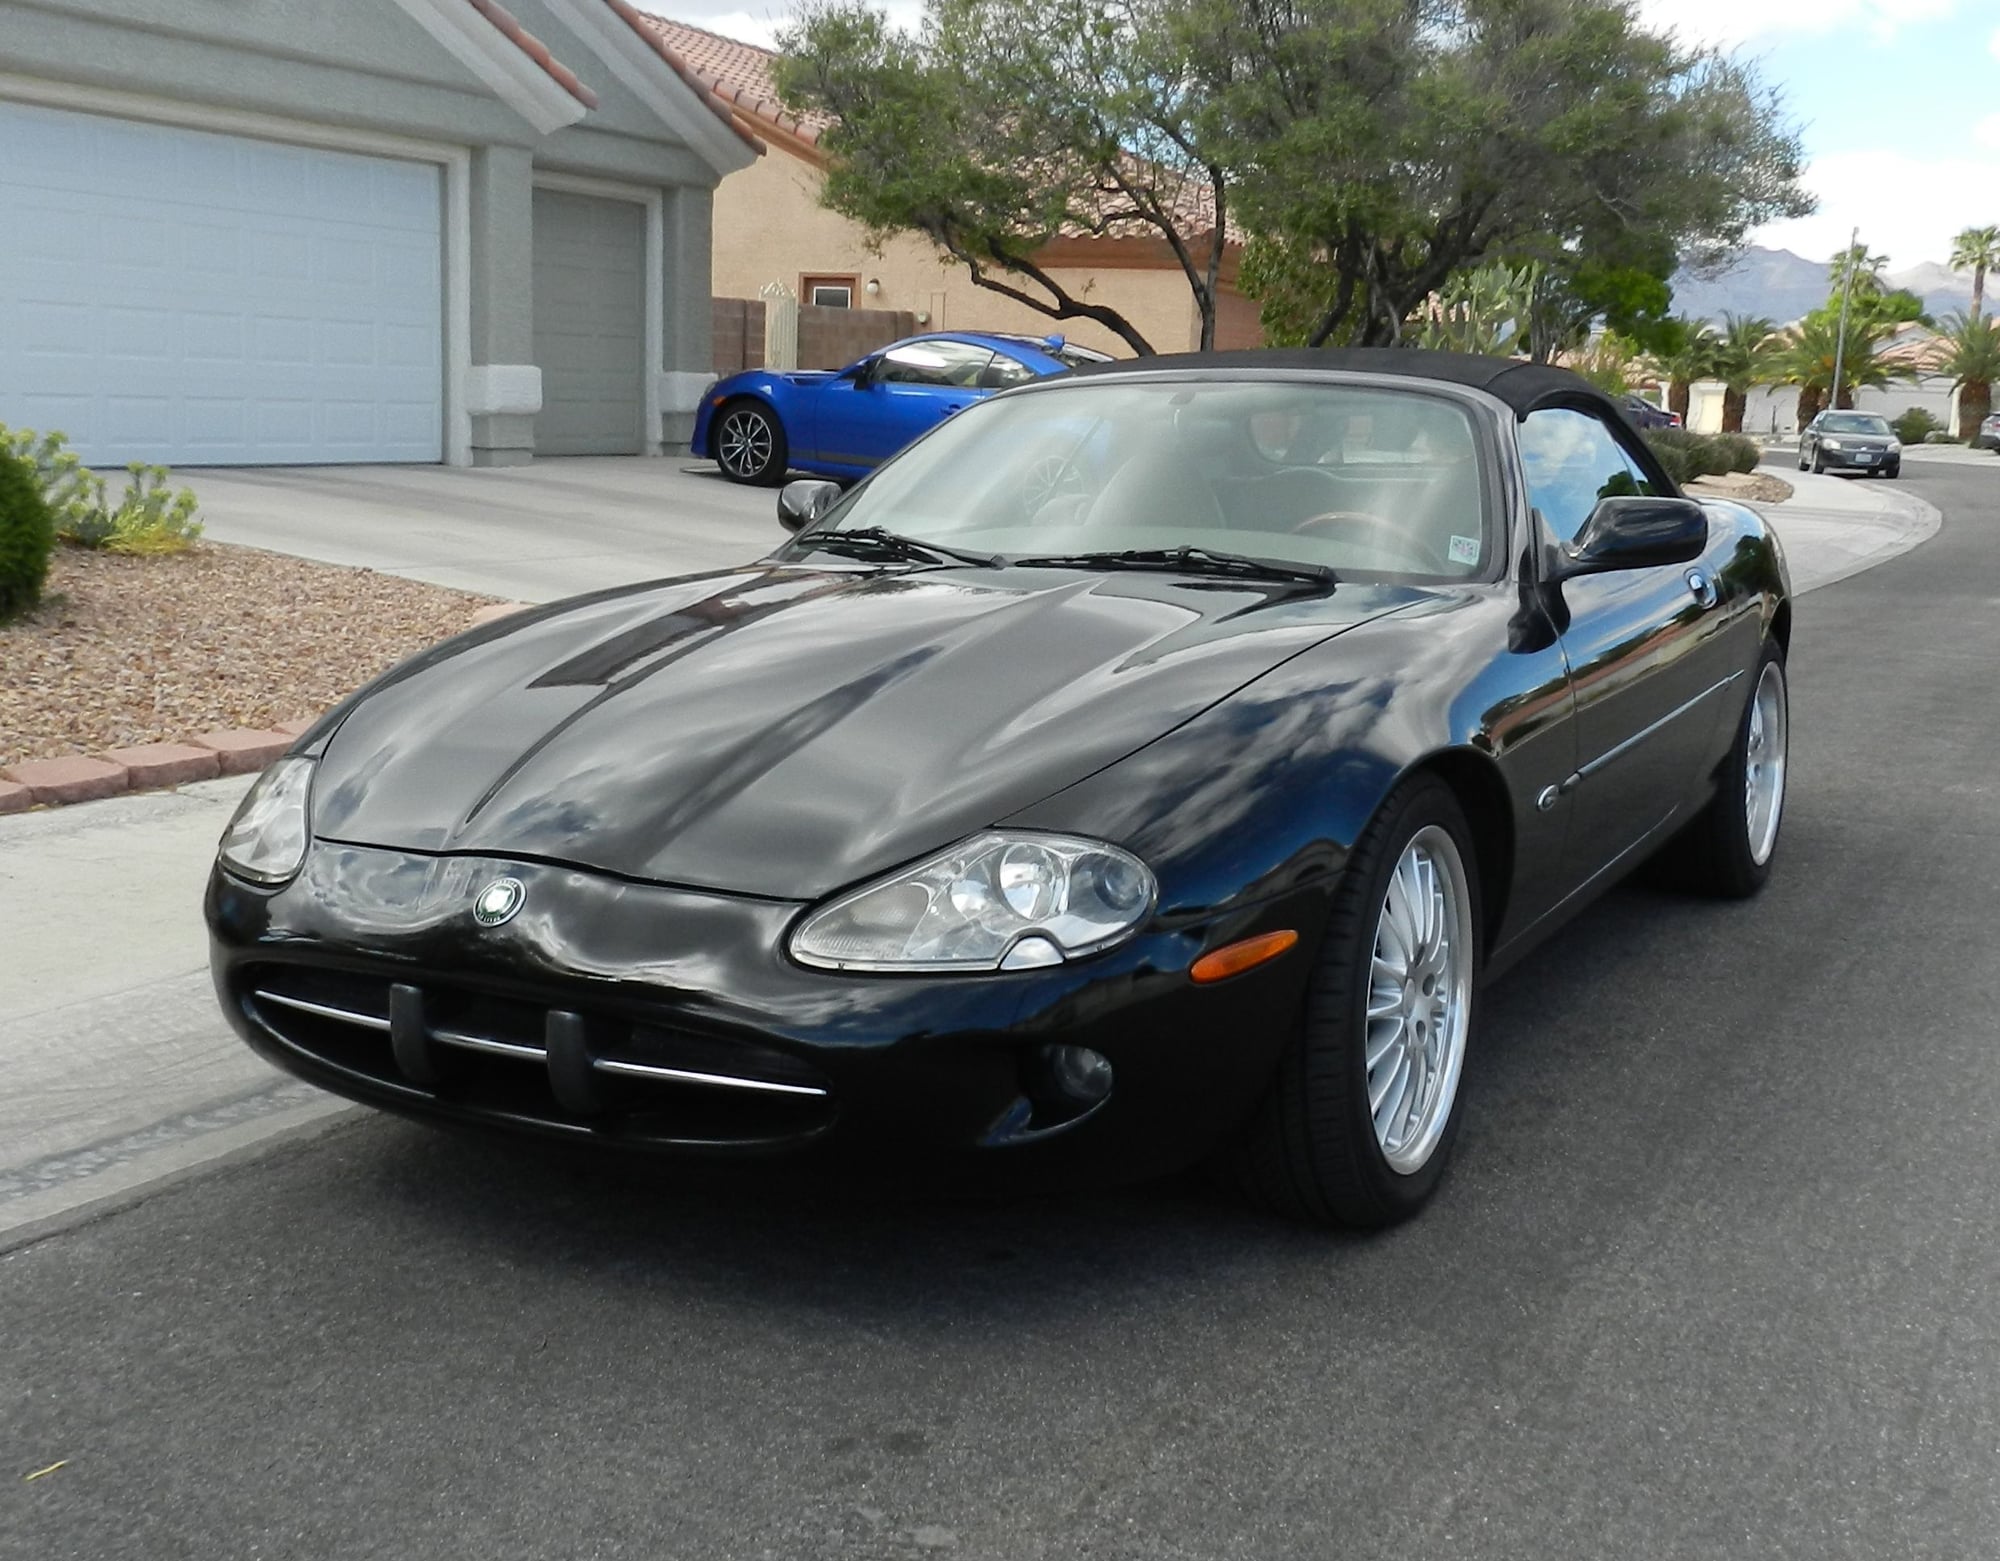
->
[1548,496,1707,583]
[777,479,842,532]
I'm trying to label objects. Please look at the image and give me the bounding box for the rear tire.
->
[1678,644,1788,899]
[1235,776,1482,1228]
[713,399,787,485]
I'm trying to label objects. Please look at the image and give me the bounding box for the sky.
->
[663,0,2000,272]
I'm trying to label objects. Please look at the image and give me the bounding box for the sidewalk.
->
[1742,466,1942,596]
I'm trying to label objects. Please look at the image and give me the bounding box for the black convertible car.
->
[208,350,1791,1227]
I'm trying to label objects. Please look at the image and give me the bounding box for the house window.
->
[803,274,857,308]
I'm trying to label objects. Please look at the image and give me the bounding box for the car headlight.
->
[1821,438,1844,451]
[1888,440,1902,453]
[790,831,1156,972]
[216,757,314,885]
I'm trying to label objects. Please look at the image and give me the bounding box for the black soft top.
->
[1074,347,1613,419]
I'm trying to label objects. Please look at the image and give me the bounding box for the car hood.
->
[310,563,1424,898]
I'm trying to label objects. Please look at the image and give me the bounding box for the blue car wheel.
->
[715,399,788,486]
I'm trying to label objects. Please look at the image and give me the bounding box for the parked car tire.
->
[1810,448,1826,474]
[1677,646,1788,900]
[1884,461,1900,478]
[713,399,788,485]
[1235,775,1482,1228]
[1797,449,1809,471]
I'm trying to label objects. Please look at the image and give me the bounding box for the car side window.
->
[979,353,1039,390]
[875,341,998,389]
[1518,407,1659,542]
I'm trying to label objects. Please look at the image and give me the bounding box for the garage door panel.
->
[0,101,442,465]
[532,188,645,457]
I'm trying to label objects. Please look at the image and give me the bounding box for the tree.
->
[1205,0,1810,347]
[1827,240,1889,301]
[775,0,1235,355]
[1949,225,2000,323]
[1710,313,1778,433]
[1403,261,1534,356]
[1651,318,1720,423]
[1776,310,1905,424]
[1935,311,2000,441]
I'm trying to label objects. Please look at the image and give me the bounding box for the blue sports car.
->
[693,331,1111,485]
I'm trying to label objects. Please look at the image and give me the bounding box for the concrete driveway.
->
[183,457,784,603]
[184,455,1940,605]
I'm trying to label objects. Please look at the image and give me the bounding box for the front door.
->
[811,340,996,470]
[1521,407,1737,891]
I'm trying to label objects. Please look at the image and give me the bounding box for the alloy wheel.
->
[1364,825,1474,1175]
[717,408,773,479]
[1744,660,1788,866]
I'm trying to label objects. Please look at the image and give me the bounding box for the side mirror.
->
[777,478,842,532]
[842,358,878,388]
[1548,496,1707,583]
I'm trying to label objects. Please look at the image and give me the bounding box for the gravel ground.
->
[0,542,498,766]
[1687,471,1795,503]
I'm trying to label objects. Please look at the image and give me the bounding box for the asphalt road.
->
[5,460,1998,1560]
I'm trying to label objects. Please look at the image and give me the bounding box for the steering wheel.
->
[1018,453,1089,521]
[1292,510,1454,574]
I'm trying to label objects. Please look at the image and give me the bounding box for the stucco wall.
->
[710,141,1254,358]
[1,0,735,462]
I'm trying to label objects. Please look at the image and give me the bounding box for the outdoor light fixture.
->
[864,277,881,295]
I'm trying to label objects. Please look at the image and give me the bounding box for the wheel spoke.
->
[1372,1052,1410,1126]
[1365,1018,1403,1070]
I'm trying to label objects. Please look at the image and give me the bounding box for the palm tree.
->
[1935,311,2000,440]
[1949,225,2000,323]
[1828,241,1889,300]
[1653,318,1720,423]
[1711,313,1778,434]
[1776,311,1904,424]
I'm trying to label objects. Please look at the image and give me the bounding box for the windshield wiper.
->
[802,525,1002,569]
[1011,545,1337,588]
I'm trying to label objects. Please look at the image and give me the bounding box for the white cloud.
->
[661,2,925,48]
[1754,146,2000,268]
[1978,114,2000,152]
[1636,0,1960,47]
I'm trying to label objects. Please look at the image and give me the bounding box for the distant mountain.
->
[1670,246,1976,326]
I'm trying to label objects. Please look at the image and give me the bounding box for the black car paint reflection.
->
[208,354,1791,1186]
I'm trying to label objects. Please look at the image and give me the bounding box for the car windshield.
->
[806,380,1493,582]
[1820,413,1892,435]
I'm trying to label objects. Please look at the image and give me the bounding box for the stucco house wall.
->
[0,0,755,464]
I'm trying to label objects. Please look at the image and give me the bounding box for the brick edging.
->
[0,603,533,815]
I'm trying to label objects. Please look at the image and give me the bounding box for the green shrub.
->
[0,423,100,537]
[1647,439,1695,485]
[1892,407,1941,445]
[0,425,203,554]
[1713,433,1761,473]
[0,446,56,622]
[1644,427,1740,481]
[102,463,204,554]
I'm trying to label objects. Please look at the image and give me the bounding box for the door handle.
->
[1685,568,1718,608]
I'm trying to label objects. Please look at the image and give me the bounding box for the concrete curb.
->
[0,603,534,815]
[1742,474,1944,597]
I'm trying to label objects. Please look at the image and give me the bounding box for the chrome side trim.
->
[255,989,392,1033]
[1563,670,1742,792]
[592,1058,830,1098]
[430,1027,546,1062]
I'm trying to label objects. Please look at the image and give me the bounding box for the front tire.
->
[1679,645,1788,898]
[1810,448,1826,474]
[1236,776,1482,1228]
[713,399,787,485]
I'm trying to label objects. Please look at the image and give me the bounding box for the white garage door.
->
[0,102,443,466]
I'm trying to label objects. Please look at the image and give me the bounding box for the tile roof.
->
[636,12,834,147]
[600,0,768,150]
[463,0,599,108]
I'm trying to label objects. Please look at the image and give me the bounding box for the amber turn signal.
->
[1189,929,1299,985]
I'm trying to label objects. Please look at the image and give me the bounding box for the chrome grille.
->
[241,965,835,1145]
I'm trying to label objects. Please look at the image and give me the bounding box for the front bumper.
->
[1814,445,1897,470]
[207,843,1317,1184]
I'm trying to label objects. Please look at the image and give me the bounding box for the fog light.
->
[1043,1044,1113,1106]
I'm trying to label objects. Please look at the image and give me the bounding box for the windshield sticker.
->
[1448,535,1481,566]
